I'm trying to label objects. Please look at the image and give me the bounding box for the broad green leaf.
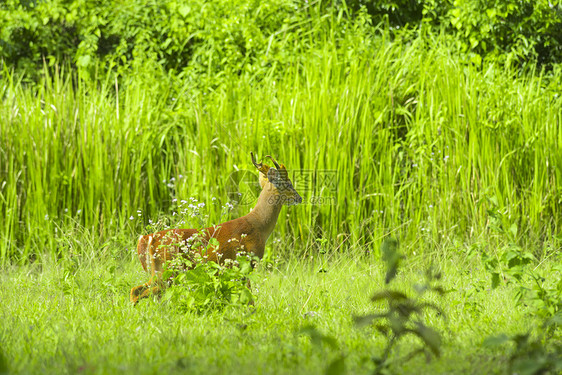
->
[491,272,500,289]
[353,313,386,328]
[413,322,442,357]
[482,334,510,347]
[371,290,408,303]
[381,238,401,284]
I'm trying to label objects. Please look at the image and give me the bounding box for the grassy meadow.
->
[1,7,561,375]
[0,249,545,375]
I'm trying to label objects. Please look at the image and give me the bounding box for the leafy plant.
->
[517,264,562,322]
[482,248,561,322]
[481,206,562,321]
[484,315,562,375]
[354,238,446,374]
[161,234,257,313]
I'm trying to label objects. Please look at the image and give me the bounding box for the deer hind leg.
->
[130,235,163,304]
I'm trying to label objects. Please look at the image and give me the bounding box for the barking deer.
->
[130,153,302,304]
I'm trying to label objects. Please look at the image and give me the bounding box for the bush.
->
[422,0,562,68]
[1,0,350,83]
[2,0,561,78]
[162,250,257,313]
[346,0,562,68]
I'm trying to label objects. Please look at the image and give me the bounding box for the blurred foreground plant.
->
[354,238,447,374]
[484,313,562,375]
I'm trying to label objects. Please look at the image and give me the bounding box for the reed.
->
[1,28,561,263]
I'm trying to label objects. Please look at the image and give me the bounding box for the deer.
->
[130,152,302,304]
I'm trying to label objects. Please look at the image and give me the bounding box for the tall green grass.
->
[1,27,561,263]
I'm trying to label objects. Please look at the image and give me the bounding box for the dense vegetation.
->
[2,0,562,78]
[1,1,561,374]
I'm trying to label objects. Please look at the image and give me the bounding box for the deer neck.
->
[247,183,284,242]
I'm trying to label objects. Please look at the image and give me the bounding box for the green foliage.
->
[479,207,562,321]
[346,0,425,27]
[162,248,256,313]
[354,239,446,374]
[484,316,562,375]
[422,0,562,67]
[481,245,561,321]
[381,238,401,284]
[1,1,561,373]
[520,265,562,321]
[0,0,357,83]
[347,0,562,67]
[2,0,561,79]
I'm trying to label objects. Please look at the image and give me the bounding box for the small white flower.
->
[129,216,134,220]
[198,203,205,208]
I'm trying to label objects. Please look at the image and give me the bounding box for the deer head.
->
[251,152,302,205]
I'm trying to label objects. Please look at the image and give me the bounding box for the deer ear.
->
[267,168,282,188]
